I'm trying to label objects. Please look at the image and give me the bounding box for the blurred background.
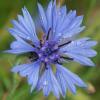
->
[0,0,100,100]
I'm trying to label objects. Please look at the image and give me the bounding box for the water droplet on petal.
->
[43,80,48,86]
[53,30,56,33]
[26,36,30,40]
[58,11,61,16]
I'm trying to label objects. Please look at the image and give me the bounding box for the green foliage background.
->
[0,0,100,100]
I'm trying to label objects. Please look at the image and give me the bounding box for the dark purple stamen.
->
[46,28,52,40]
[44,63,48,69]
[29,52,39,62]
[56,60,63,65]
[58,41,72,47]
[40,40,43,47]
[61,56,73,61]
[20,36,41,49]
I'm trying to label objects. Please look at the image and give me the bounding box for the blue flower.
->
[5,0,97,99]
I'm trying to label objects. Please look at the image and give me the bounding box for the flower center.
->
[38,41,59,63]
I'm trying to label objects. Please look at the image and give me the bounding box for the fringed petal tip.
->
[56,64,88,95]
[37,66,62,99]
[3,50,16,54]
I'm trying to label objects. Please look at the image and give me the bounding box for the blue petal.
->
[54,6,67,39]
[38,3,47,33]
[83,41,97,48]
[68,15,84,29]
[11,20,29,37]
[27,62,40,92]
[56,69,67,97]
[37,68,51,96]
[61,45,97,58]
[53,10,83,40]
[11,63,34,76]
[51,2,67,40]
[53,9,85,40]
[67,49,97,57]
[22,7,39,45]
[62,15,84,37]
[60,38,97,51]
[71,38,97,49]
[46,1,53,30]
[66,53,95,66]
[56,6,67,31]
[10,7,39,47]
[8,28,28,39]
[4,49,34,54]
[60,10,76,32]
[62,26,85,38]
[37,1,84,41]
[51,1,58,39]
[56,65,76,94]
[48,67,62,98]
[11,61,40,92]
[60,38,97,66]
[5,36,36,54]
[56,64,87,94]
[37,65,62,99]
